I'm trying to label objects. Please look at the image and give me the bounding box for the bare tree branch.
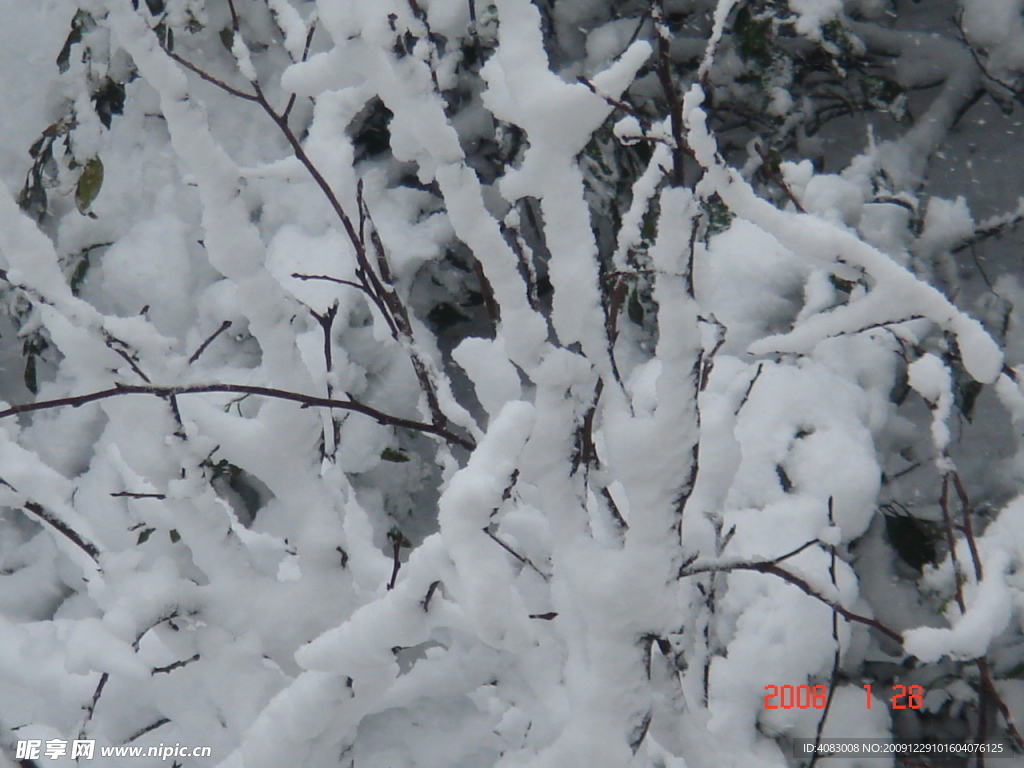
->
[189,320,232,364]
[0,384,475,450]
[23,500,101,563]
[679,557,905,645]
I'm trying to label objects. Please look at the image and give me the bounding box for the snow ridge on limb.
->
[220,405,535,768]
[682,85,1002,384]
[104,1,309,388]
[437,400,535,651]
[481,0,650,366]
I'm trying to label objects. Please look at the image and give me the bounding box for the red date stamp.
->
[763,684,923,710]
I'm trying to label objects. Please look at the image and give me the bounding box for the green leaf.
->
[702,195,734,238]
[93,79,126,129]
[169,529,181,543]
[883,511,938,572]
[57,11,93,73]
[75,157,104,215]
[137,527,155,544]
[219,27,235,51]
[955,379,983,422]
[381,447,410,463]
[154,22,173,51]
[69,255,91,296]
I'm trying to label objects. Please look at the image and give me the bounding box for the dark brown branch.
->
[225,0,241,31]
[473,259,500,328]
[943,471,1024,750]
[679,557,904,645]
[951,471,983,581]
[162,48,259,102]
[291,272,371,294]
[110,491,166,499]
[292,272,398,337]
[422,580,441,611]
[123,717,171,744]
[103,331,151,383]
[152,653,200,675]
[77,672,109,741]
[653,1,686,187]
[188,320,232,364]
[734,363,763,415]
[24,500,101,563]
[755,142,806,213]
[810,499,842,768]
[359,190,446,426]
[158,43,405,354]
[281,20,317,121]
[600,485,629,533]
[132,610,182,651]
[603,274,629,395]
[0,384,475,450]
[940,474,967,613]
[577,75,648,128]
[953,13,1024,106]
[770,537,820,564]
[387,532,404,591]
[484,528,549,580]
[953,203,1024,256]
[978,656,1024,750]
[825,315,927,339]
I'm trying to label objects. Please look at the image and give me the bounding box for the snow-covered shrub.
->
[1,0,1024,766]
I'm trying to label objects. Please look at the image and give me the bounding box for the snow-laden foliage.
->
[2,0,1024,766]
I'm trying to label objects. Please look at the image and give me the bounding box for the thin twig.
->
[102,331,151,383]
[978,657,1024,750]
[652,0,687,187]
[291,272,373,294]
[123,717,171,744]
[754,142,806,213]
[951,471,982,581]
[281,20,317,121]
[484,528,549,580]
[953,13,1024,106]
[77,672,109,741]
[600,485,629,532]
[810,498,841,768]
[24,500,101,563]
[944,471,1024,750]
[940,474,966,613]
[387,534,403,591]
[162,48,259,102]
[188,320,232,364]
[151,653,200,675]
[422,580,441,611]
[734,363,764,415]
[577,75,648,127]
[0,383,475,450]
[679,558,904,645]
[770,537,821,564]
